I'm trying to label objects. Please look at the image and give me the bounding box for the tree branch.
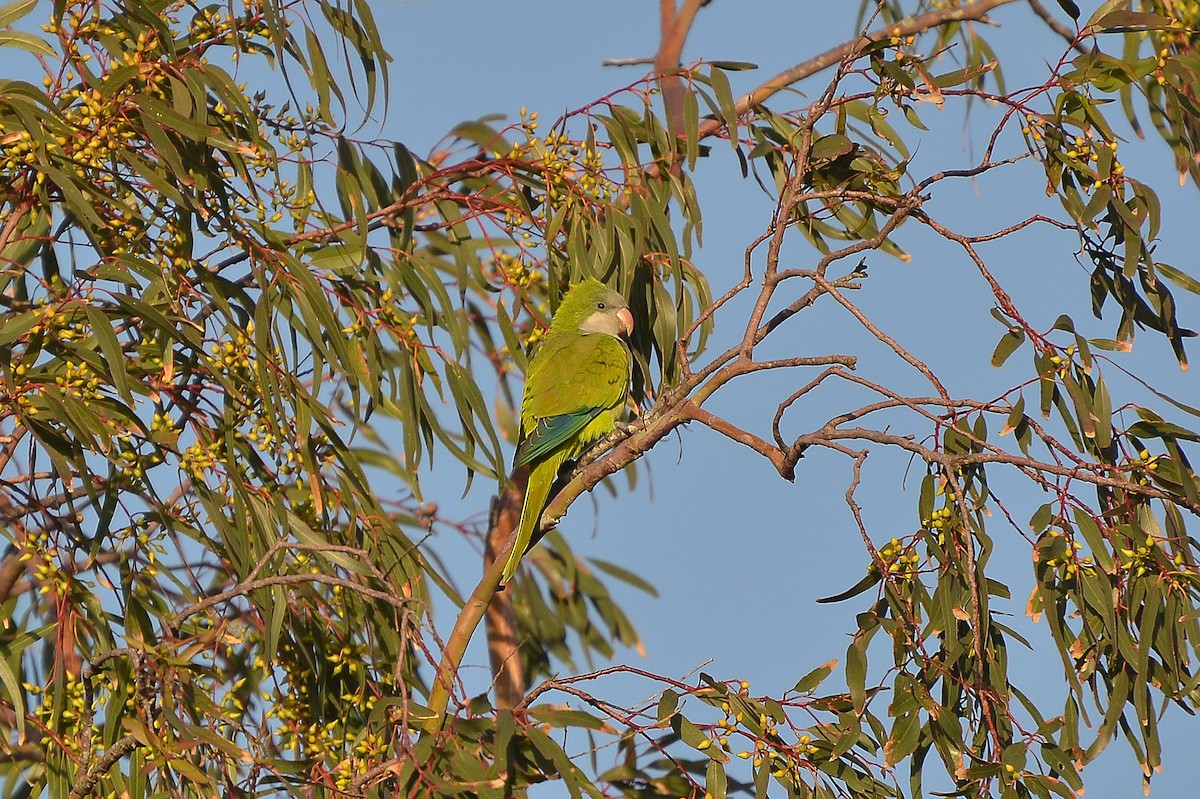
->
[485,474,528,710]
[682,400,797,480]
[1027,0,1088,53]
[692,0,1021,142]
[68,734,139,799]
[426,552,509,727]
[655,0,709,136]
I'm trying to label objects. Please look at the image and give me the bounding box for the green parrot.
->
[501,277,635,583]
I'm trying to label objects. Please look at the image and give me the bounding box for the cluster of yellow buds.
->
[376,289,420,337]
[923,505,956,546]
[704,699,741,752]
[1129,448,1161,486]
[1022,115,1125,194]
[24,673,88,750]
[735,727,820,779]
[1063,134,1101,164]
[1120,534,1160,578]
[55,360,105,402]
[330,723,391,791]
[0,129,39,174]
[188,5,273,54]
[888,27,916,62]
[523,321,547,352]
[493,250,536,289]
[1038,529,1094,582]
[923,506,953,529]
[181,438,223,478]
[242,416,279,455]
[270,631,376,768]
[150,408,174,434]
[328,642,365,678]
[209,324,256,376]
[293,551,321,575]
[491,109,622,241]
[112,439,164,483]
[537,128,618,206]
[22,532,71,596]
[1046,344,1077,376]
[331,756,367,791]
[1154,45,1172,85]
[877,536,921,577]
[106,514,169,579]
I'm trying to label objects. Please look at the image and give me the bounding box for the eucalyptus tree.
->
[2,1,1200,798]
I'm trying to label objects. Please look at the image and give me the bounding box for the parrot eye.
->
[597,302,606,310]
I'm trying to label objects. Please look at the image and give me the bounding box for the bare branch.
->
[682,401,796,480]
[1027,0,1088,53]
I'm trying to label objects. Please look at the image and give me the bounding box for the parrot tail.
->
[501,458,558,583]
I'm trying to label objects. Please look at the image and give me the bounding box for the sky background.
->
[366,1,1200,797]
[4,0,1200,795]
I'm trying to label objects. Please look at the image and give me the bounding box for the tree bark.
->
[484,468,528,709]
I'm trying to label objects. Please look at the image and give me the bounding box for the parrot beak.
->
[616,307,634,337]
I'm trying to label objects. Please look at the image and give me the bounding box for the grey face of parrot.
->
[578,290,634,337]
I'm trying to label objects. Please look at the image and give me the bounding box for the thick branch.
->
[655,0,709,135]
[485,474,528,710]
[68,734,139,799]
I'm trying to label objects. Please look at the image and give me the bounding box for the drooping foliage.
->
[2,1,1200,798]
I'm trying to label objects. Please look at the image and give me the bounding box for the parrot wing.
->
[514,334,629,468]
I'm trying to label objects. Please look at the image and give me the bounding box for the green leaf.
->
[707,65,739,145]
[1091,10,1177,32]
[793,659,837,693]
[1092,373,1113,449]
[902,104,928,131]
[0,649,25,741]
[1060,370,1096,439]
[811,133,854,162]
[0,0,37,27]
[657,689,679,724]
[589,558,658,596]
[754,759,770,799]
[885,711,921,766]
[933,60,997,89]
[1085,0,1137,29]
[991,327,1025,367]
[1073,509,1113,571]
[1000,395,1026,437]
[846,636,868,712]
[0,29,53,55]
[816,570,881,604]
[706,759,728,799]
[672,712,725,761]
[683,83,700,169]
[529,706,612,731]
[1156,261,1200,297]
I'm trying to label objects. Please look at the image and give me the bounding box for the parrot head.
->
[552,277,634,338]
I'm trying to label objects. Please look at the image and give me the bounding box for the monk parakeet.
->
[502,278,634,583]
